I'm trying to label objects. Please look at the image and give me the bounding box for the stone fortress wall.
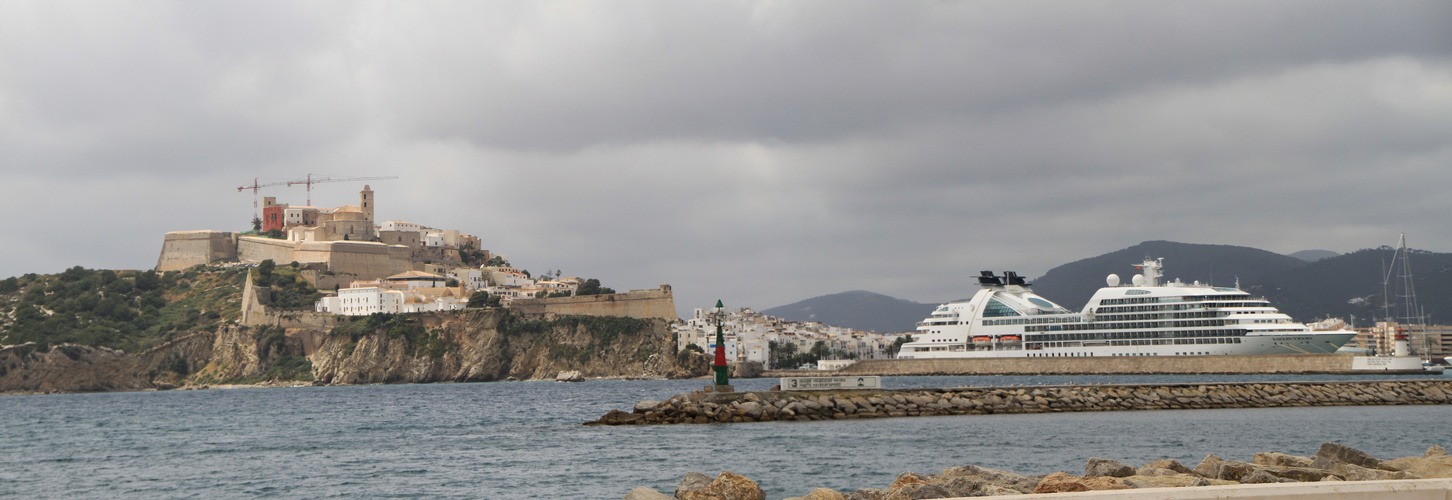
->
[157,231,415,282]
[156,231,239,271]
[508,285,678,321]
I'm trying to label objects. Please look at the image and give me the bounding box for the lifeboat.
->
[998,335,1022,344]
[972,336,992,346]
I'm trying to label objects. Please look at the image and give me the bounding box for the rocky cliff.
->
[1,309,706,394]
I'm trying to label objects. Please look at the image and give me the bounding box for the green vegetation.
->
[575,278,615,296]
[330,313,457,359]
[0,265,247,352]
[467,291,500,308]
[485,255,510,267]
[886,334,914,357]
[251,260,323,309]
[495,312,650,364]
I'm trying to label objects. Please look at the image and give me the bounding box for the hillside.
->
[762,290,935,334]
[1,266,704,394]
[1031,241,1309,310]
[1254,246,1452,325]
[0,266,251,352]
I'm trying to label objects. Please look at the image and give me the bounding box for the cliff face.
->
[2,309,703,394]
[311,310,705,384]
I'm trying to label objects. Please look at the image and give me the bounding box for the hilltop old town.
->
[154,185,906,369]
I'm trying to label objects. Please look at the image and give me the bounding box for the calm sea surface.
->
[2,373,1450,499]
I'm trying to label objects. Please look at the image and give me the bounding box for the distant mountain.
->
[1254,246,1452,325]
[1031,241,1307,310]
[761,290,935,334]
[1288,250,1340,262]
[771,241,1452,332]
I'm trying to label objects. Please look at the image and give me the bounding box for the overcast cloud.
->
[2,1,1450,316]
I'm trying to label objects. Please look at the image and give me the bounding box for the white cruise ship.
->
[896,258,1357,359]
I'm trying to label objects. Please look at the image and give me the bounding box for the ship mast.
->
[1381,234,1428,360]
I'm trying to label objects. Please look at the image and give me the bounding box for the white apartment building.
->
[448,269,486,291]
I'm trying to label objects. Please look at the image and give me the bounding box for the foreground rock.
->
[624,443,1452,499]
[588,379,1452,425]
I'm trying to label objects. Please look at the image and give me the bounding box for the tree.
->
[467,291,490,308]
[485,256,509,267]
[577,278,603,296]
[445,278,460,287]
[887,334,915,357]
[251,217,262,231]
[810,340,831,359]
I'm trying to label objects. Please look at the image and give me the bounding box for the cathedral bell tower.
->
[360,185,374,223]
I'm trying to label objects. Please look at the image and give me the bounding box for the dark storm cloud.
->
[1,1,1450,316]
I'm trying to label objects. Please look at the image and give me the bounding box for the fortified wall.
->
[508,285,678,321]
[156,231,413,281]
[156,231,238,271]
[836,353,1368,376]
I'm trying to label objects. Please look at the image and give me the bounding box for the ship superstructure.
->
[897,258,1357,359]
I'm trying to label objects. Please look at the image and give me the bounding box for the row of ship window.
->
[1099,295,1265,306]
[1025,329,1247,341]
[1029,320,1229,332]
[1027,337,1242,349]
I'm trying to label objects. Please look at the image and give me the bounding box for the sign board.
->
[780,376,881,391]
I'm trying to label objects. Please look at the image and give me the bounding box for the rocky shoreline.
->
[624,442,1452,500]
[587,379,1452,426]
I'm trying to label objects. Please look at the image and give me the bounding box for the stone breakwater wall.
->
[830,354,1392,377]
[587,379,1452,426]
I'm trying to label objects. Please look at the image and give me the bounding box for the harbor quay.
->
[789,353,1437,377]
[586,379,1452,426]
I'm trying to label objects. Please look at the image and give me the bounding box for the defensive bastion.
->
[157,230,412,281]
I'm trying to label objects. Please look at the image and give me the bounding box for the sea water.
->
[2,373,1449,499]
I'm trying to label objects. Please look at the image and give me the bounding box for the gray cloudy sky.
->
[2,1,1450,316]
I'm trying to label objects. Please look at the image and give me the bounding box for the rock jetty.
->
[622,442,1452,499]
[586,379,1452,426]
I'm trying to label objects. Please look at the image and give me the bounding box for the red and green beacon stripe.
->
[713,299,729,387]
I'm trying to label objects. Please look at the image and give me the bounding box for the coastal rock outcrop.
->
[626,443,1452,499]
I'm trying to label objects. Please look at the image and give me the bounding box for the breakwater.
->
[789,354,1430,377]
[632,442,1452,500]
[587,379,1452,426]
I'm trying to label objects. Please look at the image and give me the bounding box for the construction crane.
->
[237,177,294,221]
[287,174,399,206]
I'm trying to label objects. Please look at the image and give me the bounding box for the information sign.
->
[780,376,881,391]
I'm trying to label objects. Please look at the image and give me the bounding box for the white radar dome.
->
[1106,274,1120,287]
[1131,274,1146,286]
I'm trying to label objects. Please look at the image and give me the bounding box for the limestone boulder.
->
[1384,454,1452,478]
[676,472,713,498]
[800,488,846,500]
[1331,462,1421,481]
[1033,472,1087,494]
[886,472,932,492]
[1084,457,1136,478]
[1192,454,1223,478]
[843,489,888,500]
[1080,477,1132,491]
[1213,461,1256,481]
[939,464,1038,493]
[1142,459,1197,476]
[678,471,764,500]
[1427,445,1448,457]
[634,400,662,413]
[555,370,585,382]
[1254,465,1339,482]
[883,483,953,500]
[625,486,676,500]
[1121,475,1213,488]
[1135,467,1179,477]
[1314,442,1388,470]
[1253,452,1314,468]
[1240,470,1296,484]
